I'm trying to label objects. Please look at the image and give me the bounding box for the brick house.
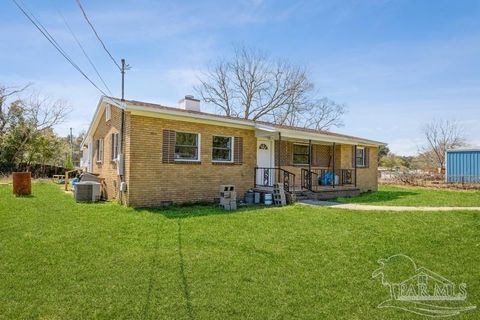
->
[81,96,384,207]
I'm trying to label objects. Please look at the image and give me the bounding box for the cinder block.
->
[219,185,235,192]
[223,200,237,210]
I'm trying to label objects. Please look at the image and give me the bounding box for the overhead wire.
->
[75,0,122,71]
[55,7,113,95]
[12,0,108,96]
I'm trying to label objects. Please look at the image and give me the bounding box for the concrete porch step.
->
[256,187,360,201]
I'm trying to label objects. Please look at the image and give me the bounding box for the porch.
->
[254,167,360,199]
[253,126,368,197]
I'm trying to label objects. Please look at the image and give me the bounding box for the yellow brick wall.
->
[356,146,379,192]
[91,105,128,203]
[126,115,256,207]
[338,145,379,192]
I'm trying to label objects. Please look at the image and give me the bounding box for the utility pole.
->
[118,58,128,204]
[119,58,128,155]
[120,58,129,159]
[121,58,126,101]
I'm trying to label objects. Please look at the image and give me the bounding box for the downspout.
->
[118,106,126,205]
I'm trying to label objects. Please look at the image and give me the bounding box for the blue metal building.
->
[446,148,480,183]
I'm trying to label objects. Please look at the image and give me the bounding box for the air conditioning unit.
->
[75,181,101,202]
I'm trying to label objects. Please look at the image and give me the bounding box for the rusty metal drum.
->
[12,172,32,196]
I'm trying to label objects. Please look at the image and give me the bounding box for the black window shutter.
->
[162,130,176,163]
[234,137,243,164]
[352,146,356,168]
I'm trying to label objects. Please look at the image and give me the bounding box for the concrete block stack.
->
[219,185,237,210]
[273,183,287,206]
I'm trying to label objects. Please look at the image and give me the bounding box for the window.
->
[212,136,233,162]
[111,133,120,160]
[175,132,199,161]
[105,104,111,121]
[293,144,310,164]
[356,147,366,167]
[96,139,104,162]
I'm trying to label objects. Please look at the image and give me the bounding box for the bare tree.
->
[0,84,70,166]
[21,92,70,132]
[196,46,346,130]
[0,84,31,134]
[273,97,346,130]
[421,119,466,172]
[1,86,69,133]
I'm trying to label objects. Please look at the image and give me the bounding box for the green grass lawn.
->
[1,182,479,319]
[336,184,480,207]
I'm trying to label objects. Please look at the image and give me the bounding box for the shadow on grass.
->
[14,194,35,198]
[338,190,419,204]
[134,203,272,219]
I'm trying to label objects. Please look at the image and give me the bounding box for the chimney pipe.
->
[178,95,200,112]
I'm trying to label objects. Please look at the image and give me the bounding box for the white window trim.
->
[212,135,234,163]
[111,133,119,161]
[96,139,104,163]
[356,146,366,167]
[105,104,112,122]
[174,132,201,162]
[292,143,310,165]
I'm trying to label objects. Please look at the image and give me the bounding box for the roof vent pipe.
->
[178,95,200,112]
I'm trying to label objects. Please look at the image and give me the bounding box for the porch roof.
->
[254,123,385,146]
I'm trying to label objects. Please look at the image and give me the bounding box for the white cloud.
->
[388,138,423,156]
[166,68,202,92]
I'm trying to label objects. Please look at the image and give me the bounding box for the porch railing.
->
[254,167,296,193]
[301,168,356,191]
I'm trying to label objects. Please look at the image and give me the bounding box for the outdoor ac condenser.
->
[75,181,101,202]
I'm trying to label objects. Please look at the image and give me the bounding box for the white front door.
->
[256,139,275,186]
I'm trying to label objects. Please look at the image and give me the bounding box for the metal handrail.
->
[301,168,356,191]
[254,167,296,193]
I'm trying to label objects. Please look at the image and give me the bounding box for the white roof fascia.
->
[81,96,127,148]
[255,123,278,132]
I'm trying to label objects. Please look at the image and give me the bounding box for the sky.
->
[1,0,480,155]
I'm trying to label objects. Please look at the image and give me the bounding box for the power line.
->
[56,8,113,95]
[75,0,121,71]
[12,0,108,96]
